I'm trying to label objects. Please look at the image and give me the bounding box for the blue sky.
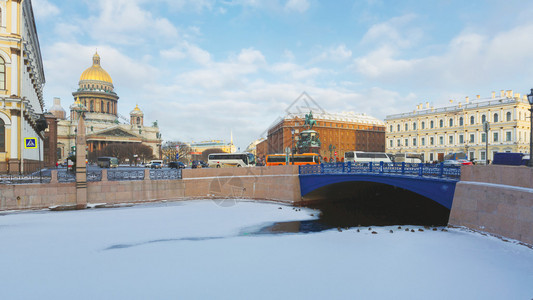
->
[33,0,533,150]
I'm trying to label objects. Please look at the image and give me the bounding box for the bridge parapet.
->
[300,162,460,179]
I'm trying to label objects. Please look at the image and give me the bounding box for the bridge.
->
[299,162,461,209]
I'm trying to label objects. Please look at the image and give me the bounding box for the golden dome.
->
[79,52,113,84]
[130,104,144,116]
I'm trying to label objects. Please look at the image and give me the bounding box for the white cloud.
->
[361,14,422,49]
[85,0,179,45]
[32,0,60,19]
[284,0,310,13]
[313,44,353,63]
[161,42,212,65]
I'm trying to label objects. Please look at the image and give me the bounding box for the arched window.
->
[413,122,417,130]
[506,112,511,121]
[459,117,463,126]
[405,123,408,131]
[439,119,444,128]
[100,101,104,112]
[107,102,110,113]
[470,116,475,124]
[389,125,392,132]
[0,118,4,152]
[421,121,425,129]
[397,124,400,131]
[481,115,486,123]
[430,120,434,128]
[493,113,498,122]
[449,118,453,127]
[136,117,140,125]
[0,56,5,90]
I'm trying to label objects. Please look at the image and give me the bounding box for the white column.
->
[11,2,18,34]
[10,114,18,158]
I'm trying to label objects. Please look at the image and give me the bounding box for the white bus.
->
[208,153,255,168]
[392,153,424,163]
[344,151,392,163]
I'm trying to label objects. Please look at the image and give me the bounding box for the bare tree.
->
[97,143,154,165]
[162,141,192,164]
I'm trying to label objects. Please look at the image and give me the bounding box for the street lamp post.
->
[291,129,295,165]
[527,89,533,167]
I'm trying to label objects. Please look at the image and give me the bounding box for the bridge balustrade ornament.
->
[149,169,181,180]
[87,170,102,182]
[58,171,76,183]
[299,162,460,179]
[107,170,145,181]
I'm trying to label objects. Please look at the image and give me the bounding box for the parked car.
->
[168,161,185,169]
[443,159,472,166]
[150,162,162,169]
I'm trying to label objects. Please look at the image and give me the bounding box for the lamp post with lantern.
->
[527,89,533,167]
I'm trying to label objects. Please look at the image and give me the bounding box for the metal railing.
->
[299,162,461,179]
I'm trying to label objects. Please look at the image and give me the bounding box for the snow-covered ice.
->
[1,200,532,300]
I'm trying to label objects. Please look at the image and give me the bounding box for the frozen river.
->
[1,200,532,299]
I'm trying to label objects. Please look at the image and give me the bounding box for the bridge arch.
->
[299,174,458,209]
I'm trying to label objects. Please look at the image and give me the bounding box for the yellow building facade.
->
[0,0,46,174]
[385,90,531,163]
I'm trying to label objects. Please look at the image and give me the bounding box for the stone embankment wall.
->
[449,165,533,246]
[0,165,301,211]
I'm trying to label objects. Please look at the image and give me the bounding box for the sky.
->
[1,200,532,299]
[32,0,533,150]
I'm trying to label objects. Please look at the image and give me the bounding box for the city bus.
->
[392,153,424,163]
[266,153,320,166]
[344,151,392,163]
[97,156,119,168]
[208,153,255,168]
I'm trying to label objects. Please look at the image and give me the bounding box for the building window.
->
[421,137,425,146]
[90,100,94,111]
[101,101,104,112]
[459,134,464,144]
[430,137,434,145]
[493,132,498,142]
[480,151,486,161]
[449,135,453,144]
[397,124,400,131]
[0,119,4,152]
[439,120,443,128]
[413,122,417,130]
[405,123,408,131]
[413,138,417,146]
[449,118,453,127]
[505,131,512,141]
[439,136,444,145]
[389,125,393,132]
[107,102,110,113]
[397,139,401,147]
[459,117,463,126]
[493,113,499,122]
[136,117,140,125]
[430,120,434,128]
[429,153,434,161]
[481,133,486,143]
[469,134,475,143]
[470,116,475,124]
[421,121,425,129]
[389,140,393,148]
[404,139,408,146]
[0,57,5,90]
[481,115,486,123]
[506,112,511,121]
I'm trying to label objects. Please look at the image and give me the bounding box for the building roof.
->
[286,110,385,126]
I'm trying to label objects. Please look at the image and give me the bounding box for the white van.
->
[344,151,392,163]
[145,159,163,169]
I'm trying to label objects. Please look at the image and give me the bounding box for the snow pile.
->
[0,200,532,299]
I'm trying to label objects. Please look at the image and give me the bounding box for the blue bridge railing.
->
[299,162,461,179]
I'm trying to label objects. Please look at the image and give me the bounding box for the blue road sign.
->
[176,153,179,160]
[24,138,37,149]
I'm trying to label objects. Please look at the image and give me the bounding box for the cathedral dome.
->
[79,52,113,84]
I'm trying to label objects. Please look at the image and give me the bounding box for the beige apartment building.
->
[385,90,531,163]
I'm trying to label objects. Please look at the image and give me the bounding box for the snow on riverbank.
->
[1,200,532,299]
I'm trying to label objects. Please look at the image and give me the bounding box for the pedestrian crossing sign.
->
[24,138,37,149]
